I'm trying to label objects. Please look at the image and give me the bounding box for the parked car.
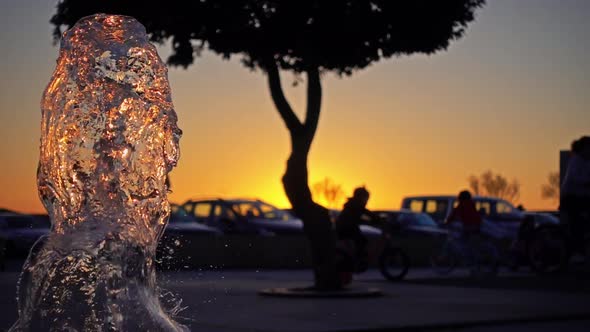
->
[522,211,560,227]
[401,195,534,240]
[373,209,448,237]
[370,210,448,268]
[0,213,49,257]
[528,210,559,219]
[182,199,305,235]
[157,204,223,269]
[165,204,224,236]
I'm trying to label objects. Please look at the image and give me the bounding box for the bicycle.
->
[430,223,499,277]
[336,223,410,285]
[527,210,590,275]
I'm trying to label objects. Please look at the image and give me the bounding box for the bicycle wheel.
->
[527,225,568,275]
[472,240,499,277]
[430,243,457,275]
[379,247,410,281]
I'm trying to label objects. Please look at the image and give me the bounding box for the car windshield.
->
[400,213,438,227]
[230,201,291,220]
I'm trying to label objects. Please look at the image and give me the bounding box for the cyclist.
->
[444,190,482,235]
[443,190,484,266]
[561,136,590,251]
[335,187,379,271]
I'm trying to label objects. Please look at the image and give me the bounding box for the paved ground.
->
[1,260,589,331]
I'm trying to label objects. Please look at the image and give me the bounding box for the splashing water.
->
[10,14,186,331]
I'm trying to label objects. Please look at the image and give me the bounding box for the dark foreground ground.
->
[1,259,589,332]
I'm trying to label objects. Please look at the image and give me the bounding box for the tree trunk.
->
[266,63,341,290]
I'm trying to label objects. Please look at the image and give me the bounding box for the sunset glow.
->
[1,0,588,214]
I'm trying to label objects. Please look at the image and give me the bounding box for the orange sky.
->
[1,0,589,214]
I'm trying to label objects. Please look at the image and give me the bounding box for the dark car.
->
[182,198,304,235]
[371,210,448,265]
[157,204,223,269]
[527,210,559,220]
[284,208,382,238]
[522,211,560,227]
[374,209,448,237]
[164,204,224,236]
[0,213,50,257]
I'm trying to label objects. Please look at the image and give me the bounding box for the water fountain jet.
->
[10,14,186,331]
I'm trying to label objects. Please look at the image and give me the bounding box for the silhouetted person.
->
[336,187,378,271]
[0,235,5,272]
[444,190,482,236]
[561,136,590,249]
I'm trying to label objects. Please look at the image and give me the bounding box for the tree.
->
[541,171,560,206]
[52,0,485,289]
[312,177,345,209]
[468,170,520,204]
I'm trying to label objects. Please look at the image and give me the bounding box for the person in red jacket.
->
[444,190,482,236]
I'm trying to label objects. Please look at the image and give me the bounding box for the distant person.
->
[335,187,379,270]
[0,219,6,272]
[560,136,590,248]
[444,190,482,236]
[0,235,5,272]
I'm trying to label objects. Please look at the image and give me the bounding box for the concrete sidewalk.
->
[1,266,589,331]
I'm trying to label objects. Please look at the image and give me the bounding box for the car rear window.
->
[408,200,424,212]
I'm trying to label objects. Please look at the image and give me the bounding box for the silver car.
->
[401,195,529,239]
[182,199,304,235]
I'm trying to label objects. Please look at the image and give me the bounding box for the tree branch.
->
[266,62,302,133]
[304,66,322,142]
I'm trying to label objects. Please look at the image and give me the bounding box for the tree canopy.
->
[51,0,485,73]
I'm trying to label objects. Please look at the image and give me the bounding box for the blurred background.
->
[1,0,589,214]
